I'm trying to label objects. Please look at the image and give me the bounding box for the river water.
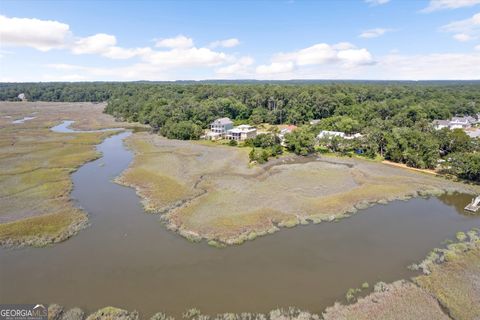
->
[1,131,479,318]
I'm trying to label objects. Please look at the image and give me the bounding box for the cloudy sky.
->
[1,0,480,81]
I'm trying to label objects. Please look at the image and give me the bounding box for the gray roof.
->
[433,120,450,126]
[451,116,476,124]
[211,117,233,125]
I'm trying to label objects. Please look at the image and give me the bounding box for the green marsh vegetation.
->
[0,102,131,247]
[116,132,479,246]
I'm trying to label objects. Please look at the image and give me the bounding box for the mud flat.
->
[0,101,131,247]
[118,132,480,245]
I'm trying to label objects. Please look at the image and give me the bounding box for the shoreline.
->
[43,228,480,320]
[115,132,480,247]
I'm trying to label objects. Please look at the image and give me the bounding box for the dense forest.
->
[1,81,480,181]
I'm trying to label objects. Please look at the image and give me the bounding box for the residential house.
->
[317,131,346,139]
[316,130,362,140]
[206,117,234,140]
[433,116,478,130]
[226,125,257,141]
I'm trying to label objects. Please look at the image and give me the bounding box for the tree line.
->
[1,81,479,181]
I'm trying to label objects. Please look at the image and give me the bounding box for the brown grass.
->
[118,132,479,245]
[415,241,480,320]
[0,101,133,247]
[322,280,450,320]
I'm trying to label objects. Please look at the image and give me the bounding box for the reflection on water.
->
[438,192,478,214]
[50,120,123,133]
[12,116,36,124]
[0,132,479,318]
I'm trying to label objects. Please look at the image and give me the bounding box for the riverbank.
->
[117,132,480,246]
[0,102,132,247]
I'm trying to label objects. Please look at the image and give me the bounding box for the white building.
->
[206,117,234,140]
[317,131,346,139]
[433,116,478,130]
[316,131,362,140]
[226,125,257,141]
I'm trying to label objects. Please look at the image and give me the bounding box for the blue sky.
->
[1,0,479,81]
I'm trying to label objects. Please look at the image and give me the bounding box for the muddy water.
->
[1,132,479,318]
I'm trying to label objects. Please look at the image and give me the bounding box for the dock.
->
[465,195,480,212]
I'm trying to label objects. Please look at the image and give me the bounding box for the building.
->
[210,117,234,134]
[316,131,363,140]
[309,119,321,125]
[432,120,451,130]
[317,130,346,139]
[226,125,257,141]
[433,116,478,130]
[206,117,234,140]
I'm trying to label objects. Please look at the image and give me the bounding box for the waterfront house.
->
[210,117,234,134]
[206,117,234,140]
[226,125,257,141]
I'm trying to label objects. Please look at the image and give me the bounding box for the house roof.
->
[433,120,451,126]
[211,117,233,125]
[228,125,256,133]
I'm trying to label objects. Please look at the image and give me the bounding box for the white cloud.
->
[256,42,374,75]
[71,33,116,54]
[256,62,295,75]
[422,0,480,13]
[359,28,391,38]
[365,0,390,6]
[71,33,151,59]
[441,13,480,41]
[155,35,194,49]
[42,50,480,81]
[257,42,374,74]
[375,52,480,79]
[475,44,480,50]
[0,15,71,51]
[209,38,240,48]
[216,56,254,75]
[453,33,473,41]
[143,47,229,68]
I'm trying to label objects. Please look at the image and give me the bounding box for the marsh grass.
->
[0,102,132,247]
[118,132,480,246]
[414,229,480,320]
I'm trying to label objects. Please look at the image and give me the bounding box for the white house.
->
[317,131,363,140]
[317,131,346,139]
[210,117,234,133]
[433,116,477,130]
[226,125,257,141]
[206,117,234,140]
